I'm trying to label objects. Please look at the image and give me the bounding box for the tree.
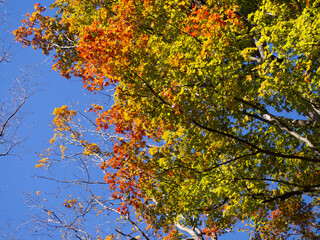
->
[29,106,168,240]
[0,0,28,158]
[0,78,28,157]
[0,2,32,239]
[15,0,320,239]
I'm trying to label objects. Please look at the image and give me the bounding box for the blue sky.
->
[0,1,250,239]
[0,0,89,238]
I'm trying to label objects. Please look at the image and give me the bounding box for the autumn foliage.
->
[15,0,320,239]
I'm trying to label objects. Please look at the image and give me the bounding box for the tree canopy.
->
[15,0,320,239]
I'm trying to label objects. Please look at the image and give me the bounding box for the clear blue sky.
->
[0,1,249,239]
